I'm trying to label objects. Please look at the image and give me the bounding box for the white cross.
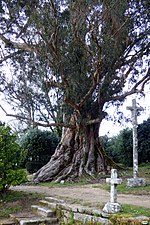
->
[106,169,122,203]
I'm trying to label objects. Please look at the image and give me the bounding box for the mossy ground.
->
[0,190,44,218]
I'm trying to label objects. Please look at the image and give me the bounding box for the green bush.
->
[0,126,27,193]
[25,162,43,173]
[20,128,59,173]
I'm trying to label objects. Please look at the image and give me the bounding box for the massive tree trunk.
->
[33,114,113,183]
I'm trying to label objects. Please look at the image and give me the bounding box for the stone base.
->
[102,202,122,214]
[127,178,147,188]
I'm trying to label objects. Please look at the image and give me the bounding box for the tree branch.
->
[0,34,33,52]
[0,104,75,129]
[0,50,23,63]
[86,118,101,125]
[45,80,63,89]
[123,29,149,60]
[60,68,81,114]
[78,67,100,109]
[110,68,150,101]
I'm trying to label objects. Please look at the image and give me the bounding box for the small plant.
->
[61,211,75,225]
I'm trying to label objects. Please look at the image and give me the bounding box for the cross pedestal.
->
[103,169,122,215]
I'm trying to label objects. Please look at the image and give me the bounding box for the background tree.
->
[138,118,150,164]
[20,128,60,173]
[0,125,27,194]
[102,128,133,166]
[102,118,150,167]
[0,0,149,182]
[0,52,63,134]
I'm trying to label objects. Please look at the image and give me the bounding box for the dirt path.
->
[11,184,150,209]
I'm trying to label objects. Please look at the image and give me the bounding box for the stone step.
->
[18,217,58,225]
[10,210,59,225]
[39,200,57,210]
[45,197,64,204]
[42,199,102,217]
[10,212,37,220]
[31,205,56,218]
[0,218,16,225]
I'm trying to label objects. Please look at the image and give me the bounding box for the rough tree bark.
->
[33,113,113,183]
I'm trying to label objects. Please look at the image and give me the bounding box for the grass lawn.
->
[97,163,150,195]
[119,204,150,217]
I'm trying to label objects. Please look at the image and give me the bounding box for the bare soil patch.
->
[11,184,150,209]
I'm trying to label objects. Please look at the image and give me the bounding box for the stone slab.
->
[19,217,58,225]
[127,178,147,188]
[0,218,16,225]
[63,210,110,225]
[31,205,55,217]
[39,201,57,210]
[10,212,36,219]
[45,197,64,203]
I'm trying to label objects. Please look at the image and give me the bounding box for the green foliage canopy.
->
[0,126,27,193]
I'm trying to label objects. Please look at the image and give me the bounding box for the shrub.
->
[20,128,59,173]
[0,126,27,193]
[25,162,43,173]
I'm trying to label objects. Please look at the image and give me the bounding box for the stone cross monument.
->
[103,169,122,214]
[126,99,147,187]
[127,99,142,178]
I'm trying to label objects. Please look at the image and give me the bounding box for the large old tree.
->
[0,0,149,182]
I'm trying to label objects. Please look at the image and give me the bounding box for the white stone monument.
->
[103,169,122,215]
[126,99,147,188]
